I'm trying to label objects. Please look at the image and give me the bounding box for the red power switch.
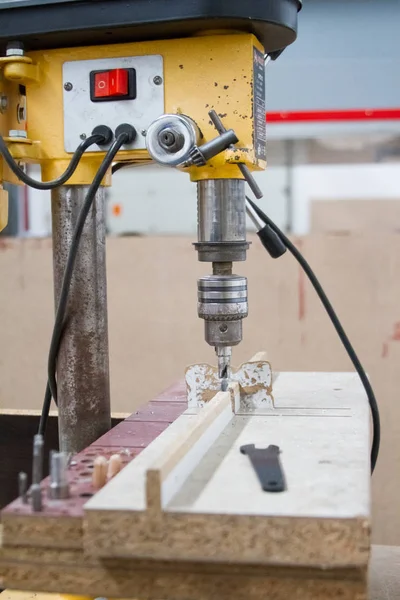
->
[90,68,136,102]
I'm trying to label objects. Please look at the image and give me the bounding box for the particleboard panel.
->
[0,543,368,600]
[84,372,370,568]
[1,546,396,600]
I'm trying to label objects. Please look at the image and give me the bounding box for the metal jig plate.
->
[62,55,164,152]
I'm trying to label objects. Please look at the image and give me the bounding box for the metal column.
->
[51,186,111,455]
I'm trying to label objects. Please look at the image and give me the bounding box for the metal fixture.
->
[51,186,111,455]
[246,200,265,231]
[153,75,163,85]
[181,129,238,167]
[146,114,201,166]
[147,109,250,388]
[18,472,28,504]
[0,95,8,114]
[195,179,248,263]
[158,127,185,153]
[8,130,27,139]
[49,451,70,500]
[31,434,44,512]
[197,274,248,389]
[6,40,24,56]
[208,110,263,199]
[62,54,164,152]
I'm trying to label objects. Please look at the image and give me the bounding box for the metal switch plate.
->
[62,55,164,153]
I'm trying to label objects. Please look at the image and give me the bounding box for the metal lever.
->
[182,128,238,167]
[240,444,286,492]
[208,110,264,200]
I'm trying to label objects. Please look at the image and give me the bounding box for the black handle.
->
[257,225,287,259]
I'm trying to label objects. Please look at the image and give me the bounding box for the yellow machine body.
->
[0,33,266,190]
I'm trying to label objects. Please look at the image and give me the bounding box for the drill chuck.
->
[198,275,248,348]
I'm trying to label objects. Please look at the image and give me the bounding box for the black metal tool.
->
[240,444,286,492]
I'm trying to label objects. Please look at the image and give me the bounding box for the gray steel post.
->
[51,186,111,455]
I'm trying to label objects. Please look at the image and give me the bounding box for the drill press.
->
[0,0,302,456]
[145,113,250,389]
[0,6,380,600]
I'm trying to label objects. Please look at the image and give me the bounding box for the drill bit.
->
[216,346,232,391]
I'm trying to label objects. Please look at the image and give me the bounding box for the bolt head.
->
[80,133,87,140]
[141,129,147,136]
[153,75,163,86]
[64,82,73,92]
[6,41,24,56]
[160,130,176,147]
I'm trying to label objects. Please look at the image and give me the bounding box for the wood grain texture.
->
[147,387,236,512]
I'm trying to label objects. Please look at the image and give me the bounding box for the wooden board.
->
[0,394,185,550]
[1,546,396,600]
[83,372,371,568]
[0,371,372,599]
[0,542,368,600]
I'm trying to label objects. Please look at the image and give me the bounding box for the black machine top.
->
[0,0,301,54]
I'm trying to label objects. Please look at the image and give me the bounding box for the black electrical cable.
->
[112,161,135,174]
[0,133,104,190]
[38,382,52,438]
[246,196,380,474]
[38,133,129,437]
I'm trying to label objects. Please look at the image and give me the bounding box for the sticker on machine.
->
[253,47,266,162]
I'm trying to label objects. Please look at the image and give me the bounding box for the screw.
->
[64,82,73,92]
[219,324,228,333]
[141,129,147,136]
[80,133,87,140]
[0,95,8,113]
[153,76,163,86]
